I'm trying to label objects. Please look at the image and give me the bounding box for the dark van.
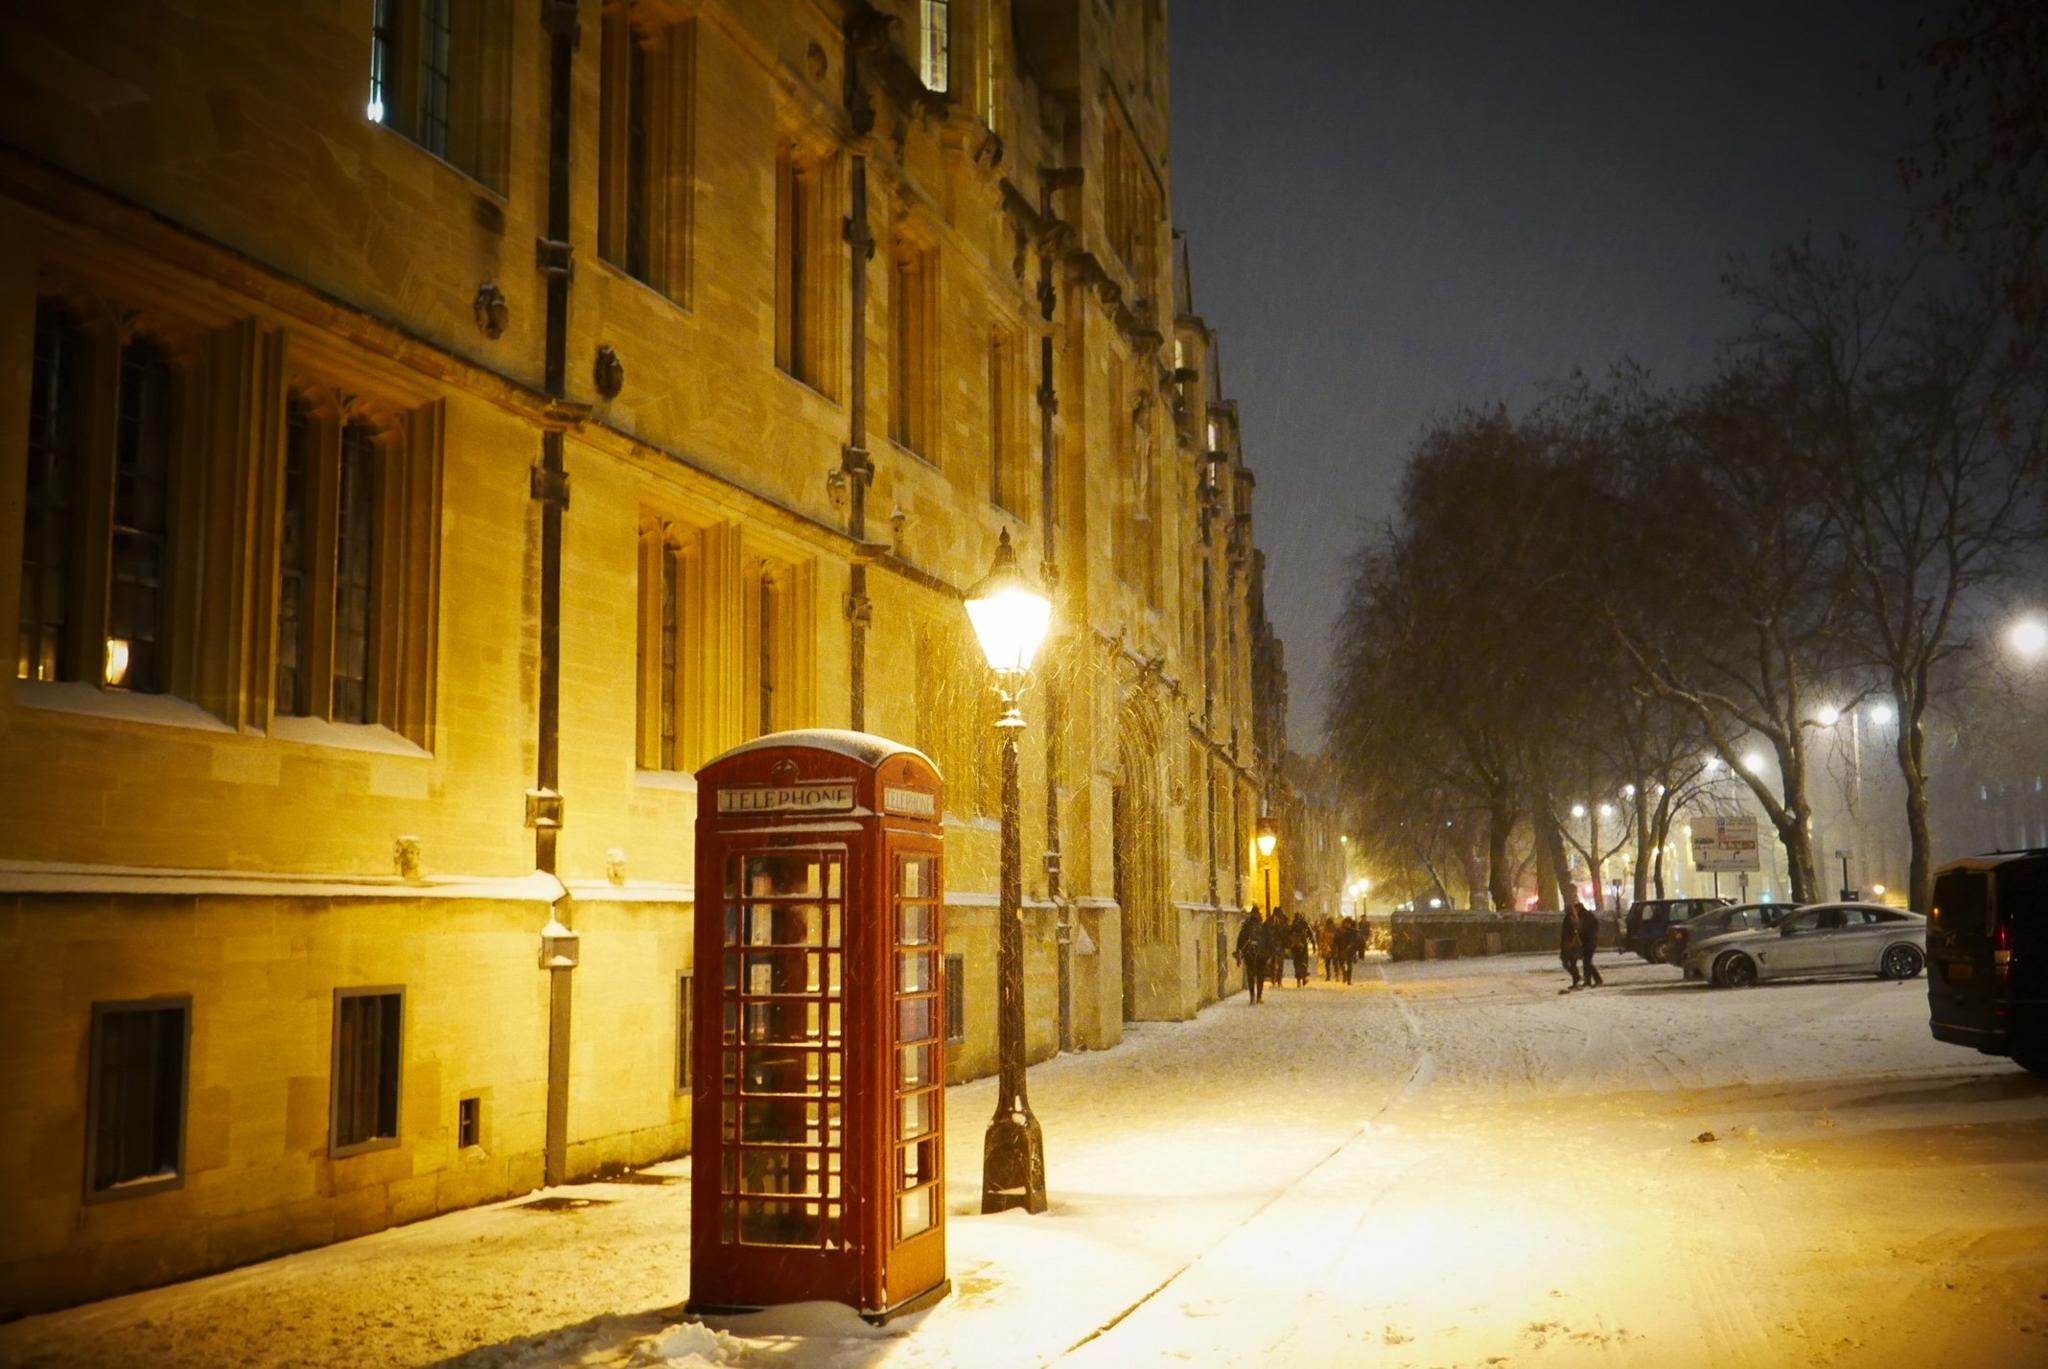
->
[1928,850,2048,1074]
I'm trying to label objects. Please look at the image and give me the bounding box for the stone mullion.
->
[393,400,441,749]
[68,313,121,687]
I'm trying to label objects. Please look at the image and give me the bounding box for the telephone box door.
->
[881,829,946,1309]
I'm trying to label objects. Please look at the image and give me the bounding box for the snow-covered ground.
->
[6,952,2047,1368]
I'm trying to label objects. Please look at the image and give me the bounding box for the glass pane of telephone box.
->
[899,1042,935,1090]
[898,903,937,946]
[740,1148,824,1196]
[900,856,933,899]
[739,1199,822,1246]
[742,999,824,1044]
[898,950,936,993]
[897,997,934,1042]
[899,1089,934,1140]
[741,1047,822,1095]
[899,1186,935,1239]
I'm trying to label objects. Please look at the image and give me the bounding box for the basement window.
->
[331,987,404,1156]
[85,998,191,1203]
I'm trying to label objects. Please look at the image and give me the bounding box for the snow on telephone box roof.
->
[703,728,940,775]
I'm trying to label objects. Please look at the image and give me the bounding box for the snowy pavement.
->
[6,952,2048,1368]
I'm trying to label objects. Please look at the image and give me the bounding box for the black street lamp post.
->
[965,529,1052,1215]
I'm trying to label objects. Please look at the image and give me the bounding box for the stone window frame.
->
[773,135,842,398]
[271,364,444,750]
[365,0,513,193]
[635,511,710,772]
[986,320,1029,516]
[18,287,213,704]
[83,996,192,1205]
[742,545,816,742]
[888,230,941,460]
[330,985,406,1159]
[597,1,696,304]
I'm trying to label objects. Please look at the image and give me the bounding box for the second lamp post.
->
[964,529,1052,1214]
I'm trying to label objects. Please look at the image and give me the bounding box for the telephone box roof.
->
[705,728,938,774]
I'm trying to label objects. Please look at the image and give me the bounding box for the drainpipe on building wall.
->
[842,9,885,730]
[533,0,580,1190]
[1036,170,1081,1053]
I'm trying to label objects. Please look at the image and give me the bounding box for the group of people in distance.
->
[1231,907,1372,1004]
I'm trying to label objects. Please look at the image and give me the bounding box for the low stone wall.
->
[1385,913,1617,962]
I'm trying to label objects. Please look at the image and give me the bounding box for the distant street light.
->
[1742,751,1768,776]
[1867,701,1895,726]
[964,528,1052,1216]
[2010,615,2048,662]
[1597,803,1615,819]
[1256,816,1277,914]
[1814,704,1841,727]
[1570,803,1587,819]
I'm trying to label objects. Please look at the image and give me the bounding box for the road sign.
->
[1691,815,1762,872]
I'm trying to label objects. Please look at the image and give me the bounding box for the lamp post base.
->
[981,1107,1047,1214]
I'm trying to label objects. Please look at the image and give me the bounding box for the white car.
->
[1685,901,1926,988]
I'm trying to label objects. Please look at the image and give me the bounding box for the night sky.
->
[1168,0,1949,747]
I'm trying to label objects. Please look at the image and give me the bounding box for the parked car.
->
[1662,902,1790,975]
[1621,897,1732,962]
[1686,901,1926,987]
[1928,849,2048,1075]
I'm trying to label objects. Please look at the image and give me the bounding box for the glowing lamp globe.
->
[1255,823,1277,859]
[964,529,1052,676]
[1814,704,1840,727]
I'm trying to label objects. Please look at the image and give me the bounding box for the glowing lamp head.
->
[1742,751,1768,775]
[1871,882,1887,897]
[1867,701,1894,726]
[1814,704,1841,727]
[964,529,1052,676]
[2011,616,2048,662]
[1570,803,1587,819]
[1598,803,1615,819]
[1256,827,1277,859]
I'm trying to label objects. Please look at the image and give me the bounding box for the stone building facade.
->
[0,0,1284,1314]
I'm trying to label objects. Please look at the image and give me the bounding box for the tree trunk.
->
[1631,793,1653,902]
[1486,798,1516,914]
[1900,706,1934,914]
[1533,795,1573,909]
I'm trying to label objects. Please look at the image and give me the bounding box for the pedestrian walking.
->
[1559,906,1582,990]
[1575,901,1604,987]
[1291,915,1312,987]
[1235,907,1271,1004]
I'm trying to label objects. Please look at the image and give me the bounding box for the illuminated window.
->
[919,0,950,93]
[108,337,176,694]
[19,301,85,683]
[363,0,508,190]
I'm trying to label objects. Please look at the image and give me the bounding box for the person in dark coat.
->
[1559,906,1583,989]
[1291,914,1313,987]
[1575,901,1605,987]
[1235,907,1271,1004]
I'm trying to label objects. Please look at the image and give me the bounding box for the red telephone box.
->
[688,729,950,1323]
